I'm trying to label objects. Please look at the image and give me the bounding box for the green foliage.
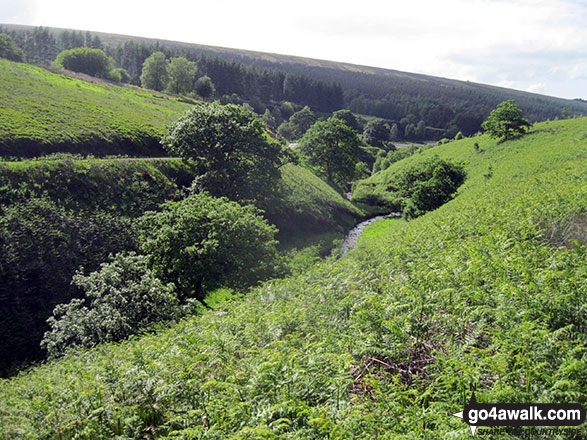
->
[288,106,317,139]
[54,47,117,80]
[161,102,283,202]
[0,59,192,157]
[0,33,24,62]
[138,193,282,300]
[332,109,360,132]
[482,100,532,141]
[41,253,181,359]
[167,57,197,95]
[0,158,193,216]
[113,67,131,83]
[362,119,389,147]
[1,118,586,439]
[0,197,136,374]
[140,51,169,91]
[193,75,215,98]
[277,121,294,140]
[299,117,360,189]
[357,155,465,217]
[397,157,466,218]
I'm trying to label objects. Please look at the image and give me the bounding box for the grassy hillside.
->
[1,118,584,438]
[0,59,193,157]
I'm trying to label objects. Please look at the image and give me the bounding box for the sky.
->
[1,0,586,99]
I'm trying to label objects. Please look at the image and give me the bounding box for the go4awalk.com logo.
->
[453,393,586,436]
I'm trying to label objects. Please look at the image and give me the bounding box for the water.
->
[340,212,400,256]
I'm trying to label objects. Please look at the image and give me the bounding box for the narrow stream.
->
[341,212,400,256]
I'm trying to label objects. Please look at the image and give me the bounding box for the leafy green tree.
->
[54,47,117,79]
[138,193,281,300]
[113,67,131,83]
[41,253,180,359]
[161,102,283,202]
[277,121,294,140]
[389,123,399,142]
[482,100,531,141]
[262,108,277,130]
[416,120,427,140]
[299,117,360,189]
[167,57,197,95]
[363,119,389,147]
[333,109,360,132]
[140,51,169,91]
[0,33,24,62]
[194,75,215,98]
[289,106,317,139]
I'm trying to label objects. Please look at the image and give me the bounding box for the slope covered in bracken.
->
[0,118,585,439]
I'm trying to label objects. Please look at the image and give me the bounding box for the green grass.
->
[0,157,195,216]
[1,118,586,439]
[0,59,193,157]
[266,162,363,239]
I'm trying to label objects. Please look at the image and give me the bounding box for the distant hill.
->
[2,23,586,139]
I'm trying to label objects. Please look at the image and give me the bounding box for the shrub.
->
[395,157,466,218]
[41,253,180,358]
[54,47,117,79]
[138,193,282,300]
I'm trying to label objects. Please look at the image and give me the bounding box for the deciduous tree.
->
[167,56,197,95]
[299,117,360,189]
[140,51,169,91]
[482,100,531,141]
[161,102,283,202]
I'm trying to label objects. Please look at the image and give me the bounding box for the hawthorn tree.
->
[194,75,215,98]
[288,106,317,139]
[482,100,531,141]
[299,117,360,189]
[41,253,180,358]
[161,102,283,202]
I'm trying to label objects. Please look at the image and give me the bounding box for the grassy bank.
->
[0,59,193,157]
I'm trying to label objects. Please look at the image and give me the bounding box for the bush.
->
[395,157,466,218]
[54,47,117,79]
[41,253,180,358]
[138,193,282,300]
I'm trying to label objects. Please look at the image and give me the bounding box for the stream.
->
[340,212,400,256]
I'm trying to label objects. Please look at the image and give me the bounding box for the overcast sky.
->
[1,0,586,99]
